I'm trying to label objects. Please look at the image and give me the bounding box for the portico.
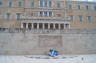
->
[21,20,70,30]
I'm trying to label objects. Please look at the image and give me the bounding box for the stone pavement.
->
[0,54,96,63]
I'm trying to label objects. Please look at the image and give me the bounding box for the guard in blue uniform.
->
[48,49,59,57]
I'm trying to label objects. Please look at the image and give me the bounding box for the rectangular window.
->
[18,2,22,7]
[40,0,43,7]
[44,1,47,7]
[31,1,34,7]
[94,6,96,11]
[49,11,52,17]
[86,5,89,10]
[78,5,80,10]
[16,13,21,20]
[0,1,3,7]
[57,2,61,8]
[87,16,92,22]
[6,13,11,20]
[40,11,43,16]
[69,15,73,21]
[8,2,12,7]
[79,15,83,22]
[68,4,72,9]
[48,1,51,8]
[44,11,47,16]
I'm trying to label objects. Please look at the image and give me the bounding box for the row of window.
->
[4,11,53,20]
[4,13,95,23]
[69,15,94,22]
[0,0,52,8]
[68,4,96,11]
[5,13,21,20]
[0,1,23,7]
[39,11,53,17]
[0,1,96,11]
[40,0,51,8]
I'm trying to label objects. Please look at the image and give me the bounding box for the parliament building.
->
[0,0,96,30]
[0,0,96,55]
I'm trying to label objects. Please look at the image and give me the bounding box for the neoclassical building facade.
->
[0,0,96,54]
[0,0,96,30]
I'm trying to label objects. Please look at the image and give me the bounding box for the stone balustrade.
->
[0,28,96,34]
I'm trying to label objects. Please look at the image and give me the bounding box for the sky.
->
[88,0,95,2]
[73,0,96,2]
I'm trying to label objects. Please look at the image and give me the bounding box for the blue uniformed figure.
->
[48,49,59,57]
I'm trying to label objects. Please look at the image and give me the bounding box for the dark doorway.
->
[23,23,26,29]
[39,23,43,29]
[33,23,37,29]
[28,23,32,30]
[60,24,64,30]
[50,23,53,29]
[45,23,48,29]
[55,24,59,29]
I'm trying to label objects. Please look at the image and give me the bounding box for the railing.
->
[0,28,96,34]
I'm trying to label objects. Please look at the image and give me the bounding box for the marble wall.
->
[0,30,96,55]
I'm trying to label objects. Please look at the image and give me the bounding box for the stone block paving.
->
[0,55,96,63]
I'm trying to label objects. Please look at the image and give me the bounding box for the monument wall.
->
[0,29,96,55]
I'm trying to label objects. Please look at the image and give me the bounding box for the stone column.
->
[48,23,50,29]
[43,23,45,29]
[59,24,61,30]
[26,23,28,29]
[21,23,23,28]
[64,24,65,29]
[32,23,33,29]
[53,23,55,29]
[37,23,39,29]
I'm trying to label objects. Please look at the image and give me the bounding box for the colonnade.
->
[21,23,69,30]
